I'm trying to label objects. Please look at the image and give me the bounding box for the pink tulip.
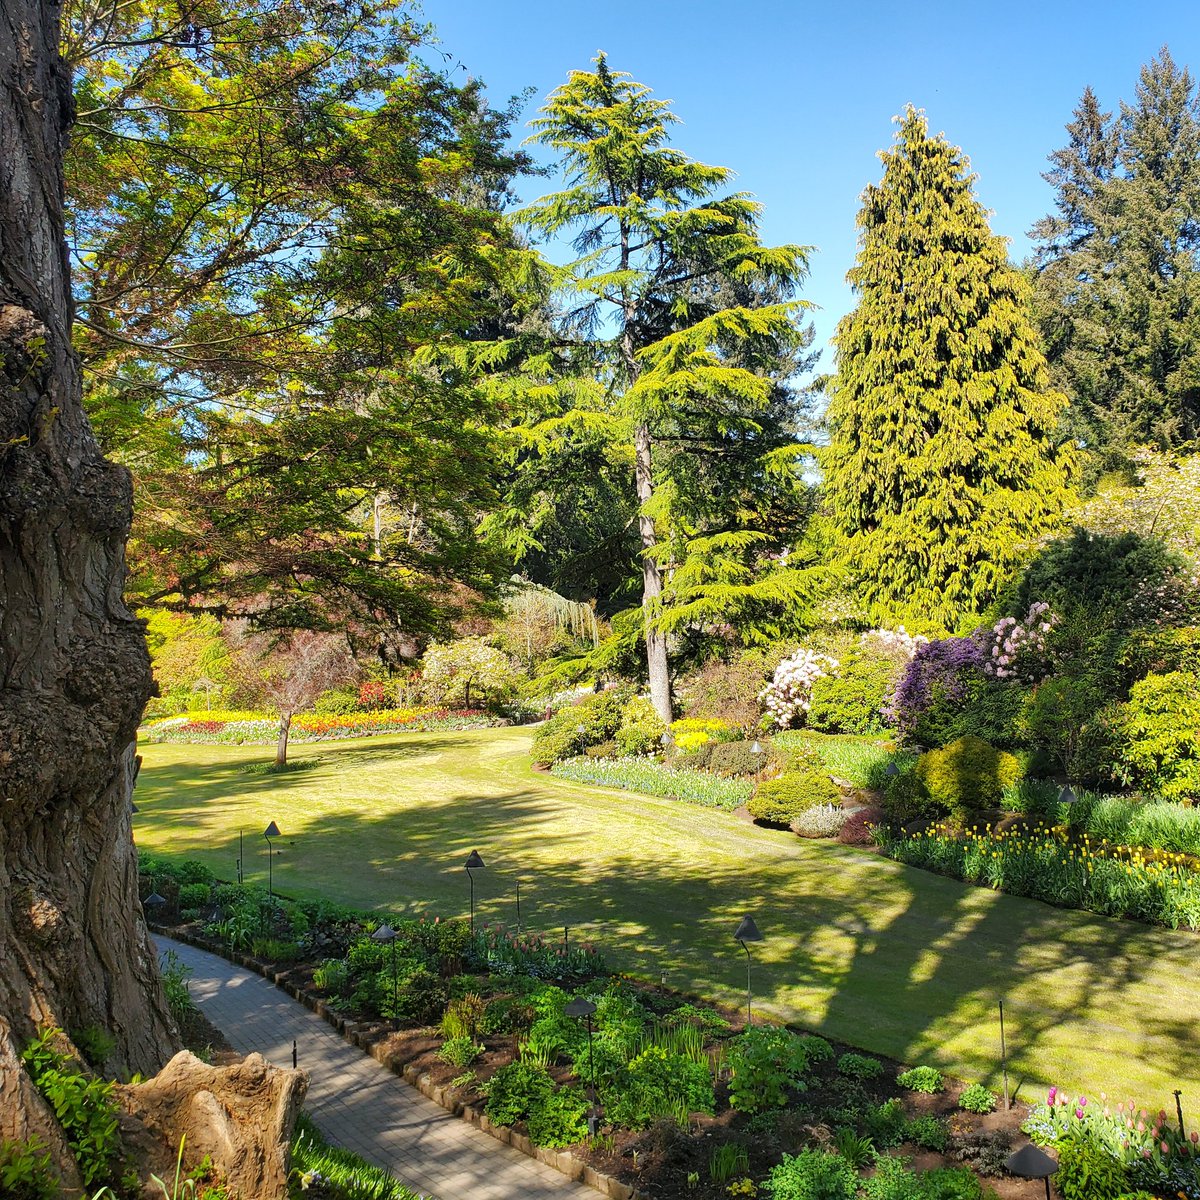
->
[1162,1142,1170,1154]
[1047,1087,1058,1104]
[1075,1108,1085,1120]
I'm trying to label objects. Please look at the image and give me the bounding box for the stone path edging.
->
[154,927,646,1200]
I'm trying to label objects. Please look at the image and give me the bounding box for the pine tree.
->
[825,108,1074,632]
[1032,49,1200,464]
[517,55,816,719]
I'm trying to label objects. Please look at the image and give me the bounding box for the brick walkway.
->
[155,936,596,1200]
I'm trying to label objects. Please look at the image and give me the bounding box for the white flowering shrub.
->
[980,602,1055,682]
[759,649,839,728]
[859,626,929,661]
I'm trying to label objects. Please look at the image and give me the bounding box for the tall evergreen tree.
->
[825,108,1074,632]
[512,55,818,720]
[1032,49,1200,465]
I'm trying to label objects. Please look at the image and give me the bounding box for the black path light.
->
[263,821,281,899]
[1059,785,1077,808]
[143,885,167,924]
[372,923,399,1027]
[1005,1143,1058,1200]
[733,915,764,1026]
[565,995,599,1132]
[465,850,485,932]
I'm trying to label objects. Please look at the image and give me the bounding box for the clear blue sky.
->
[429,0,1199,362]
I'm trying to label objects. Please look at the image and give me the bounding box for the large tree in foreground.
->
[512,55,815,720]
[0,0,176,1167]
[824,108,1074,632]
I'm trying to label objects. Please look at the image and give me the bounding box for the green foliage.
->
[178,882,211,911]
[0,1138,55,1200]
[385,969,449,1027]
[292,1113,419,1199]
[441,994,486,1041]
[922,1166,997,1200]
[808,655,896,735]
[726,1027,809,1113]
[862,1099,909,1149]
[71,1026,117,1073]
[906,1115,950,1152]
[831,1128,876,1168]
[604,1046,715,1129]
[796,1034,834,1063]
[312,959,351,997]
[748,769,839,825]
[710,1142,751,1183]
[551,756,753,810]
[763,1149,857,1200]
[708,740,770,778]
[159,950,195,1024]
[421,639,518,711]
[860,1155,923,1200]
[22,1029,121,1188]
[526,1086,589,1148]
[824,106,1074,630]
[896,1065,943,1094]
[958,1084,998,1114]
[915,737,1023,820]
[437,1037,484,1069]
[614,696,667,757]
[484,1062,555,1128]
[1114,672,1200,800]
[532,690,631,767]
[1055,1132,1131,1200]
[836,1052,883,1079]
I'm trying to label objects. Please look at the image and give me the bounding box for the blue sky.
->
[430,0,1198,363]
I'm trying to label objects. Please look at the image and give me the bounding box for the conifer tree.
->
[825,108,1074,632]
[1032,49,1200,464]
[516,55,816,720]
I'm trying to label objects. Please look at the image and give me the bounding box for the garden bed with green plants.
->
[136,852,1200,1200]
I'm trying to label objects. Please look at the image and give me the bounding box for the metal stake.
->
[292,1040,297,1069]
[1000,1000,1010,1110]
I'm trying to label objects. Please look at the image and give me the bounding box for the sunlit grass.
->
[134,726,1200,1104]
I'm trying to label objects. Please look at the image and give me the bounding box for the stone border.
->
[155,926,646,1200]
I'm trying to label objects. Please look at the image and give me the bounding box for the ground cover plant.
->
[133,726,1200,1104]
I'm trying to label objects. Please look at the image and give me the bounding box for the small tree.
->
[421,637,517,710]
[233,629,360,764]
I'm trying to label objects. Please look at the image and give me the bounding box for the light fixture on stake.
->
[1059,785,1077,807]
[565,996,599,1132]
[733,915,764,1026]
[372,923,399,1027]
[143,888,167,922]
[1005,1143,1058,1200]
[750,741,764,786]
[464,850,485,932]
[263,821,280,899]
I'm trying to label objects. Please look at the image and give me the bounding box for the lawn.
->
[134,725,1199,1104]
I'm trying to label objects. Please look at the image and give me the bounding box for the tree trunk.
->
[634,421,672,723]
[275,713,292,767]
[0,0,176,1169]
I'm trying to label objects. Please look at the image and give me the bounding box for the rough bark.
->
[0,0,176,1165]
[633,421,673,723]
[275,712,292,767]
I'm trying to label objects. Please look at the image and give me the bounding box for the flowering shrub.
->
[980,601,1056,682]
[760,649,840,728]
[358,681,387,709]
[877,820,1200,928]
[860,626,930,660]
[885,635,987,735]
[550,756,753,810]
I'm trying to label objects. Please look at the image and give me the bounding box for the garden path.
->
[154,936,596,1200]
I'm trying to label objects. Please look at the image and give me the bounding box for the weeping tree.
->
[0,0,176,1170]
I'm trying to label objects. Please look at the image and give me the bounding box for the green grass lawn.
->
[135,725,1199,1104]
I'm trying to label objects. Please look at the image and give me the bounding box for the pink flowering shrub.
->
[980,601,1056,683]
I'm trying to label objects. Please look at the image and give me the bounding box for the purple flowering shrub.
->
[886,634,987,732]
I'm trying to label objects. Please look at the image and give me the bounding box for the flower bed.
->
[550,755,753,810]
[139,707,496,745]
[877,820,1200,929]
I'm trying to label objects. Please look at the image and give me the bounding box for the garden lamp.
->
[372,923,399,1027]
[143,889,167,922]
[465,850,485,932]
[1059,786,1077,806]
[884,762,899,778]
[564,996,598,1095]
[750,741,764,785]
[660,730,673,752]
[131,802,139,814]
[733,914,764,1026]
[1005,1143,1057,1200]
[263,821,280,899]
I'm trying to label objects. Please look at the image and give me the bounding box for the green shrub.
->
[1054,1132,1130,1200]
[0,1137,55,1200]
[837,1052,883,1079]
[860,1155,922,1200]
[808,655,897,735]
[797,1034,834,1063]
[1115,671,1200,801]
[727,1027,809,1113]
[896,1065,943,1093]
[863,1098,908,1149]
[749,769,839,825]
[1020,674,1115,783]
[906,1115,949,1152]
[708,739,770,778]
[915,736,1022,819]
[957,1084,997,1113]
[923,1166,996,1200]
[763,1149,857,1200]
[159,948,195,1023]
[584,740,618,758]
[527,1085,589,1147]
[313,958,351,996]
[879,768,934,826]
[791,804,847,838]
[484,1061,555,1127]
[441,993,486,1040]
[437,1036,483,1069]
[389,968,448,1026]
[532,689,631,766]
[175,859,215,886]
[604,1045,714,1129]
[614,696,666,757]
[178,881,211,909]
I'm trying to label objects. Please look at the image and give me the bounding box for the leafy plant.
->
[922,1166,997,1200]
[958,1084,997,1113]
[312,958,351,995]
[831,1127,875,1168]
[437,1037,483,1069]
[905,1115,949,1152]
[0,1137,55,1200]
[796,1034,833,1063]
[860,1155,921,1200]
[710,1142,751,1184]
[749,769,840,825]
[1055,1131,1130,1200]
[915,736,1023,820]
[526,1085,589,1148]
[763,1149,857,1199]
[604,1045,715,1129]
[863,1099,908,1149]
[1115,671,1200,801]
[441,993,486,1041]
[791,804,848,838]
[837,1053,883,1079]
[483,1062,554,1128]
[896,1065,943,1093]
[727,1027,810,1113]
[159,949,195,1023]
[71,1026,117,1072]
[291,1113,418,1199]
